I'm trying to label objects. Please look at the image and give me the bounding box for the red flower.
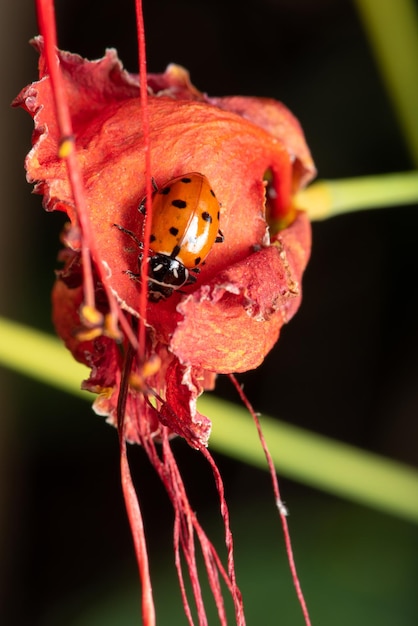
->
[14,33,317,624]
[13,37,315,448]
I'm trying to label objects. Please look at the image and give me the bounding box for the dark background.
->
[1,0,417,624]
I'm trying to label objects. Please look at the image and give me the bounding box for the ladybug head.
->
[147,254,189,301]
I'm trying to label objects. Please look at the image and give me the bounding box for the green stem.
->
[0,316,90,398]
[296,171,418,220]
[354,0,418,166]
[200,395,418,525]
[1,316,418,524]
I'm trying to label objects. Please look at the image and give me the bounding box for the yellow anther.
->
[58,136,75,159]
[80,304,104,328]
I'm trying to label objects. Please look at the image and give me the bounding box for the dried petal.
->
[14,38,315,443]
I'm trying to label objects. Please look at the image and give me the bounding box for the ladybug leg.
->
[124,269,140,281]
[185,274,197,286]
[114,223,145,277]
[122,250,146,281]
[113,223,143,250]
[215,229,224,243]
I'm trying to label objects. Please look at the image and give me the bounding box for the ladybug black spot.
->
[181,177,192,183]
[169,227,179,236]
[194,256,201,265]
[160,186,171,195]
[210,188,216,197]
[150,234,156,243]
[201,211,212,223]
[172,199,187,209]
[171,244,181,258]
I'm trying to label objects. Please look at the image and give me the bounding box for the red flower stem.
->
[144,429,240,625]
[228,374,312,626]
[120,443,155,626]
[158,434,210,624]
[200,447,245,626]
[162,436,224,626]
[135,0,153,358]
[35,0,138,347]
[117,344,155,626]
[35,0,70,147]
[35,0,95,311]
[173,509,198,626]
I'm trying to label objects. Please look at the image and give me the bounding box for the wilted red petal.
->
[172,211,311,373]
[14,38,315,443]
[209,95,315,190]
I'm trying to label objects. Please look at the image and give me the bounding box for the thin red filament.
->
[35,0,138,348]
[135,0,153,359]
[117,345,155,626]
[35,0,95,311]
[229,374,312,626]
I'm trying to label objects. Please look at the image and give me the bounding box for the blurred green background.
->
[1,0,417,624]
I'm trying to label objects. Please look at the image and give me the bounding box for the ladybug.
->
[115,172,223,301]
